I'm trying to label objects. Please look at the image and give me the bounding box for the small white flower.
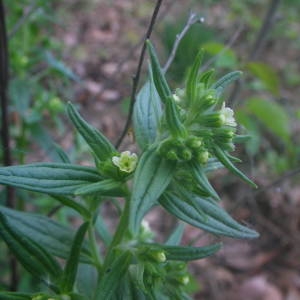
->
[220,103,237,127]
[112,151,138,173]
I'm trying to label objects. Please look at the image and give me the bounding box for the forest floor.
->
[52,1,300,299]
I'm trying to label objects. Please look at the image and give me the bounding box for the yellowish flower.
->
[112,151,138,173]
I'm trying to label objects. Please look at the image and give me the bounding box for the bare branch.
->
[163,12,204,73]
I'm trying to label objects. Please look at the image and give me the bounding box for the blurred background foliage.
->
[1,0,300,298]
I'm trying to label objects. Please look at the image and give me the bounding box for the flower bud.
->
[185,136,202,149]
[214,128,235,144]
[166,150,179,161]
[179,275,190,285]
[151,251,166,263]
[197,150,209,164]
[199,91,218,111]
[199,112,224,128]
[179,148,193,161]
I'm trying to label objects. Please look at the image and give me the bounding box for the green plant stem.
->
[102,197,131,269]
[88,221,103,270]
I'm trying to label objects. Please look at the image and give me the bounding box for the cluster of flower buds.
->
[158,135,209,165]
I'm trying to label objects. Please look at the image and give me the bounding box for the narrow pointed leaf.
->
[67,102,115,161]
[129,146,176,234]
[186,50,203,104]
[190,161,220,201]
[146,40,172,103]
[160,192,259,239]
[165,96,187,136]
[0,163,103,195]
[0,292,32,300]
[165,223,185,246]
[211,71,242,97]
[95,251,132,300]
[0,206,92,263]
[61,222,89,293]
[145,242,221,261]
[75,179,125,197]
[199,69,215,87]
[0,211,62,280]
[213,145,257,188]
[51,195,91,218]
[133,67,162,150]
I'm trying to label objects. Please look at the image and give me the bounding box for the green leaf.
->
[146,40,172,103]
[145,242,221,261]
[165,223,185,246]
[75,179,125,197]
[203,42,237,69]
[0,163,102,195]
[60,222,89,293]
[199,69,215,87]
[51,195,91,218]
[67,102,116,161]
[95,215,112,247]
[211,71,242,97]
[129,146,176,234]
[160,191,259,239]
[0,206,92,263]
[213,145,257,188]
[245,97,291,143]
[76,264,98,299]
[95,251,132,300]
[133,67,162,150]
[0,292,32,300]
[247,62,280,95]
[45,51,80,82]
[186,50,203,105]
[189,161,220,201]
[165,96,187,137]
[0,211,62,281]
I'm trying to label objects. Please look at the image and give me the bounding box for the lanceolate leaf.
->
[186,50,203,105]
[213,145,257,188]
[61,222,90,293]
[211,71,242,97]
[0,211,62,281]
[0,163,102,195]
[190,161,220,201]
[133,67,162,150]
[146,40,172,103]
[0,292,32,300]
[95,251,132,300]
[160,192,259,239]
[67,102,116,161]
[165,223,185,246]
[75,179,126,197]
[144,242,221,261]
[129,147,176,234]
[0,206,92,263]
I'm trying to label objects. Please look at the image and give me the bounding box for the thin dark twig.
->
[8,1,38,39]
[115,0,164,149]
[0,0,18,291]
[163,12,203,73]
[228,0,281,107]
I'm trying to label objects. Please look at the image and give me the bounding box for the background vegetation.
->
[1,0,300,299]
